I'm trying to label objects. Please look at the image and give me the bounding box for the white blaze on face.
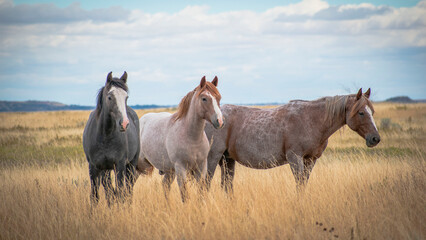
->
[109,86,129,128]
[365,106,377,131]
[206,92,223,126]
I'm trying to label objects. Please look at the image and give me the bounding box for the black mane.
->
[95,78,128,118]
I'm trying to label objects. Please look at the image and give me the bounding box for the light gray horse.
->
[83,72,140,206]
[136,76,223,202]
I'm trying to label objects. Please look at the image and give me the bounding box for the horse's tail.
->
[136,157,154,176]
[136,115,153,176]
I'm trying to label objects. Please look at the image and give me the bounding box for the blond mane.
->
[324,94,375,125]
[350,95,375,117]
[173,82,221,121]
[324,95,348,126]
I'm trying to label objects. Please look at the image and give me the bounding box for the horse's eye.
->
[359,112,364,116]
[108,96,112,100]
[202,98,207,102]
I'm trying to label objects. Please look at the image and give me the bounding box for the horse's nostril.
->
[373,137,380,143]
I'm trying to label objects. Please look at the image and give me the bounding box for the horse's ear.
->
[356,88,363,100]
[211,76,218,86]
[120,71,127,83]
[106,72,113,83]
[364,88,371,99]
[200,76,206,88]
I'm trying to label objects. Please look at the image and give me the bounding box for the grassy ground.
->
[0,103,425,239]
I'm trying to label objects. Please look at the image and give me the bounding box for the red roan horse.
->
[205,88,380,192]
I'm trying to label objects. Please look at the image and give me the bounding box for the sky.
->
[0,0,425,106]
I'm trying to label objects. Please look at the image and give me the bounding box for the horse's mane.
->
[173,82,221,121]
[324,95,348,126]
[350,95,375,117]
[95,78,128,118]
[324,94,374,125]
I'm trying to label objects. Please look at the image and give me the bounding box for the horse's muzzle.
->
[366,134,380,147]
[119,118,129,132]
[212,116,224,129]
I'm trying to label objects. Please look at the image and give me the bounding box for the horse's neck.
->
[182,99,206,141]
[323,118,346,141]
[319,100,347,142]
[98,108,116,136]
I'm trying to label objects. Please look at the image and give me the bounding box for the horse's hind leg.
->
[162,171,175,201]
[101,170,114,207]
[219,155,236,194]
[89,164,101,207]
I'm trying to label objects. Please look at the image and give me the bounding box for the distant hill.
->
[0,101,93,112]
[0,100,174,112]
[385,96,416,103]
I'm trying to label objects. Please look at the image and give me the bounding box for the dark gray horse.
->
[83,72,140,206]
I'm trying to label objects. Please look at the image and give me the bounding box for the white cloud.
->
[0,0,425,104]
[267,0,329,17]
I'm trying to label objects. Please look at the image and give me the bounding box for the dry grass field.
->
[0,103,425,240]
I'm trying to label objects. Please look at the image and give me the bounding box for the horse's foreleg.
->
[115,162,126,202]
[125,163,136,202]
[219,156,235,194]
[89,164,101,207]
[175,163,188,203]
[287,151,306,190]
[303,157,317,184]
[101,170,114,207]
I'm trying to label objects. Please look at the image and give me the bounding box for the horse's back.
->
[140,112,171,135]
[221,102,318,140]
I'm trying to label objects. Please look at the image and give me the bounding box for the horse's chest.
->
[175,143,207,157]
[307,140,328,159]
[90,140,128,169]
[168,140,209,165]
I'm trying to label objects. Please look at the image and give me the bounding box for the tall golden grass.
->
[0,103,425,239]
